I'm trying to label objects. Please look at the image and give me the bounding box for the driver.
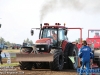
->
[94,32,100,38]
[51,30,57,41]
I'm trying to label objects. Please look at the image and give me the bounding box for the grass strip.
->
[0,63,19,67]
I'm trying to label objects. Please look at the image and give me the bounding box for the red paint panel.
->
[36,38,51,44]
[86,38,100,49]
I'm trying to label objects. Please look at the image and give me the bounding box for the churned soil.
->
[16,67,78,75]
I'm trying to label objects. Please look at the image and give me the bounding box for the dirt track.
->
[1,50,100,75]
[0,66,77,75]
[2,59,78,75]
[16,68,77,75]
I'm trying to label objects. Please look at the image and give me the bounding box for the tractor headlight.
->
[41,48,44,50]
[36,48,39,50]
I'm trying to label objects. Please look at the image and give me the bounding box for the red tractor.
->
[86,29,100,67]
[16,23,99,71]
[86,29,100,50]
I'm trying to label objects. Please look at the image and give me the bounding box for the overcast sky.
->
[0,0,100,44]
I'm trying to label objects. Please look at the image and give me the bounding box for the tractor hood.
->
[35,38,52,45]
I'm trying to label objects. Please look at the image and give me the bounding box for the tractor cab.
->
[31,23,68,48]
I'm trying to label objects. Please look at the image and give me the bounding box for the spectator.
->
[78,40,94,75]
[94,32,100,38]
[0,48,3,64]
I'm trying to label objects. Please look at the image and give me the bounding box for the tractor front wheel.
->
[19,62,33,70]
[49,49,64,71]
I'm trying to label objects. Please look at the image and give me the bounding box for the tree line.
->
[0,37,33,49]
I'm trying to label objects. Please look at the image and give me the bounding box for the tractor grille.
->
[36,45,49,52]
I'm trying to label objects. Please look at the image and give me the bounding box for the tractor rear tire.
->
[49,49,64,71]
[68,44,78,69]
[19,62,33,70]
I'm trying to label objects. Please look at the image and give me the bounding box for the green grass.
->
[3,57,16,59]
[0,63,19,67]
[3,49,20,53]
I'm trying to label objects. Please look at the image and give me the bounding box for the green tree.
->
[23,38,33,45]
[29,40,33,45]
[0,37,5,44]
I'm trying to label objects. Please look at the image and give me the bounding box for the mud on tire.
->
[49,49,64,71]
